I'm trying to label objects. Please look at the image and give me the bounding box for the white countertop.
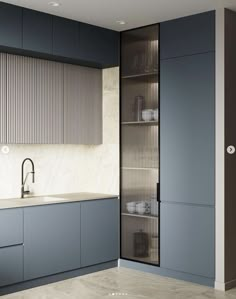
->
[0,193,119,210]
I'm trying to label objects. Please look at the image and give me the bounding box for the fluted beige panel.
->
[64,64,102,144]
[35,59,63,144]
[6,54,63,144]
[7,54,37,144]
[0,53,6,144]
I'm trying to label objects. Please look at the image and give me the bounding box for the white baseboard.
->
[215,279,236,291]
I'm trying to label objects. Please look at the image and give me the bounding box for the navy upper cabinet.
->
[53,16,79,59]
[79,23,119,67]
[0,2,22,48]
[160,11,215,59]
[0,3,119,68]
[23,9,52,54]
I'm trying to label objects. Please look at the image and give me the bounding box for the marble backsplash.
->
[0,67,119,199]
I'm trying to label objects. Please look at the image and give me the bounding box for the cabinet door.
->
[0,53,7,144]
[24,203,81,280]
[35,59,63,143]
[160,53,215,205]
[0,2,22,48]
[23,9,53,54]
[7,54,37,144]
[160,11,215,59]
[79,23,119,67]
[160,202,215,278]
[64,64,102,144]
[0,246,23,287]
[6,54,63,144]
[0,208,23,248]
[53,16,79,59]
[81,199,119,267]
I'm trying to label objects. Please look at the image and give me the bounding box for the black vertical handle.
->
[156,182,160,202]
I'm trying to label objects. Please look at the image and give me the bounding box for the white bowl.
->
[136,206,146,215]
[142,109,153,121]
[153,109,159,121]
[127,206,136,213]
[126,201,136,207]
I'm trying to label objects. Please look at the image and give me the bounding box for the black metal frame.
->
[119,23,161,267]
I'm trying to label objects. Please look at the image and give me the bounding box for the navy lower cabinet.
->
[160,203,215,279]
[0,2,22,49]
[23,8,52,54]
[0,208,23,248]
[24,203,81,280]
[0,246,23,287]
[81,199,119,267]
[160,52,215,206]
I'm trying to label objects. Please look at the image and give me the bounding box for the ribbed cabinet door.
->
[35,59,63,143]
[64,64,102,144]
[7,54,37,144]
[0,53,7,144]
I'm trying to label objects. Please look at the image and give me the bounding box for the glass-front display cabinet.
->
[120,24,160,266]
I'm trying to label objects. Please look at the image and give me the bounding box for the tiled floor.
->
[2,267,236,299]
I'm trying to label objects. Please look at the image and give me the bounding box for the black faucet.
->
[21,158,35,198]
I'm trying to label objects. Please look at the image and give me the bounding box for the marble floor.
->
[2,267,236,299]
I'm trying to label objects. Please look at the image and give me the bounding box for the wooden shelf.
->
[122,71,158,80]
[121,121,158,126]
[122,212,158,220]
[122,167,158,171]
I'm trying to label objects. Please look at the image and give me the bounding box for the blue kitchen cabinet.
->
[0,246,23,287]
[160,11,215,59]
[53,16,79,59]
[24,203,81,280]
[23,8,53,54]
[79,23,119,67]
[0,2,22,48]
[160,202,215,279]
[81,198,119,267]
[0,208,23,248]
[0,208,23,287]
[160,52,215,206]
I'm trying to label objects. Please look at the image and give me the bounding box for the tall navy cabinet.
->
[160,11,215,285]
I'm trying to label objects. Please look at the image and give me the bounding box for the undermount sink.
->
[37,197,68,202]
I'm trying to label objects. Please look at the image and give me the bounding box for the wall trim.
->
[215,7,225,288]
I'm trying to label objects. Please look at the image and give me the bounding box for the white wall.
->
[0,67,119,199]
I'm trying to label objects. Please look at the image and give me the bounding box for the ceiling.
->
[2,0,236,31]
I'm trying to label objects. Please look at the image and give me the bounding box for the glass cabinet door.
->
[120,24,160,266]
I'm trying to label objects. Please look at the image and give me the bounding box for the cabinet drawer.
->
[0,245,23,287]
[0,209,23,248]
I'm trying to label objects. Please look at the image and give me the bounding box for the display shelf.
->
[122,166,158,171]
[122,71,158,80]
[122,212,158,220]
[121,121,158,126]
